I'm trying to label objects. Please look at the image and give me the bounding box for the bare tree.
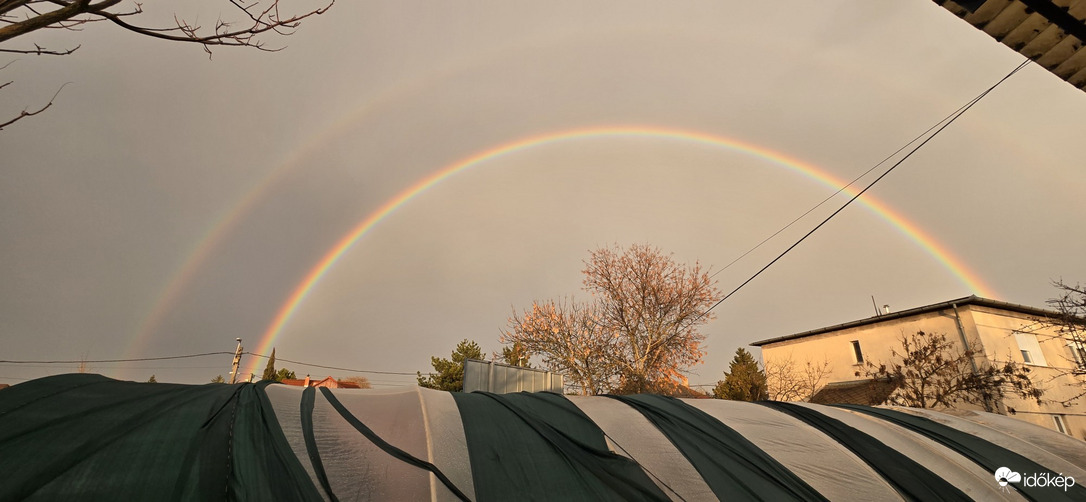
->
[502,244,721,395]
[1045,280,1086,371]
[502,298,620,395]
[1011,279,1086,405]
[1,0,333,128]
[339,376,372,389]
[860,330,1042,410]
[764,353,831,402]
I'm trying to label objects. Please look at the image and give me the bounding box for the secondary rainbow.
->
[244,125,995,376]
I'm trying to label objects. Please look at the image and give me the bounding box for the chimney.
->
[882,305,891,315]
[303,375,311,387]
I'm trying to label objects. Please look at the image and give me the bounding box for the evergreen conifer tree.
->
[262,348,278,381]
[417,339,484,391]
[713,348,768,400]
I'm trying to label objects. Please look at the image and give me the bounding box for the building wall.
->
[966,305,1086,438]
[758,302,1086,439]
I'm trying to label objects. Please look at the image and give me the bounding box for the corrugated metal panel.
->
[936,0,1086,90]
[462,358,563,393]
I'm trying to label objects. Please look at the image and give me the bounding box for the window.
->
[851,340,864,364]
[1053,415,1068,435]
[1069,339,1086,371]
[1013,333,1048,366]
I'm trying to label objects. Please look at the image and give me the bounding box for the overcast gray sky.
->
[3,1,1085,388]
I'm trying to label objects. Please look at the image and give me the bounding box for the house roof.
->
[808,378,901,406]
[750,295,1058,347]
[280,375,361,388]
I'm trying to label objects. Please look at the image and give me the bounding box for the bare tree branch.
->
[1010,280,1086,405]
[94,0,332,58]
[0,42,77,54]
[765,354,832,401]
[1,1,332,129]
[0,0,100,42]
[859,330,1043,410]
[1,1,333,56]
[0,80,68,130]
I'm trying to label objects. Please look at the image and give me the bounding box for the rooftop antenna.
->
[871,296,881,317]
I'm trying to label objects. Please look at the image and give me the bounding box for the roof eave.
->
[750,295,1061,347]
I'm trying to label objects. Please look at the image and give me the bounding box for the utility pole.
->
[229,338,243,384]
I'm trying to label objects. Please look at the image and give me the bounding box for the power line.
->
[702,58,1030,318]
[0,351,235,364]
[245,352,418,376]
[709,92,980,281]
[0,364,228,370]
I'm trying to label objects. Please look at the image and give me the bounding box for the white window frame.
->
[1069,339,1086,371]
[851,340,864,365]
[1053,415,1069,435]
[1014,332,1048,366]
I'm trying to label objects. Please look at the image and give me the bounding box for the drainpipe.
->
[953,303,1002,414]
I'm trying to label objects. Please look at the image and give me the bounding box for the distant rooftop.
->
[750,295,1058,347]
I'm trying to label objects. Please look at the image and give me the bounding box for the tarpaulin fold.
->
[837,404,1086,502]
[0,374,321,501]
[452,391,667,501]
[760,401,970,502]
[607,394,826,502]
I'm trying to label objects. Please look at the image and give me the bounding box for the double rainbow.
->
[242,125,993,377]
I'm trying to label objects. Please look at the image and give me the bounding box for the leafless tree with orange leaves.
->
[503,298,620,395]
[502,244,721,395]
[1,0,332,129]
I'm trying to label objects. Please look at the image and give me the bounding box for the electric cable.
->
[0,351,235,364]
[701,58,1030,318]
[245,352,418,376]
[709,92,979,280]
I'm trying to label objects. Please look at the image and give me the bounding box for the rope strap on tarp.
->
[453,391,669,502]
[837,404,1086,502]
[318,387,472,501]
[300,386,339,502]
[606,394,827,502]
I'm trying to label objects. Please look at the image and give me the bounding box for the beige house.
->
[752,296,1086,438]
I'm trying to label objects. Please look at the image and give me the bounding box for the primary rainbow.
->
[244,125,994,376]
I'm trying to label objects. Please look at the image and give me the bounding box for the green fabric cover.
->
[607,394,826,502]
[0,374,321,501]
[300,386,338,501]
[761,402,970,501]
[838,404,1086,502]
[452,391,667,501]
